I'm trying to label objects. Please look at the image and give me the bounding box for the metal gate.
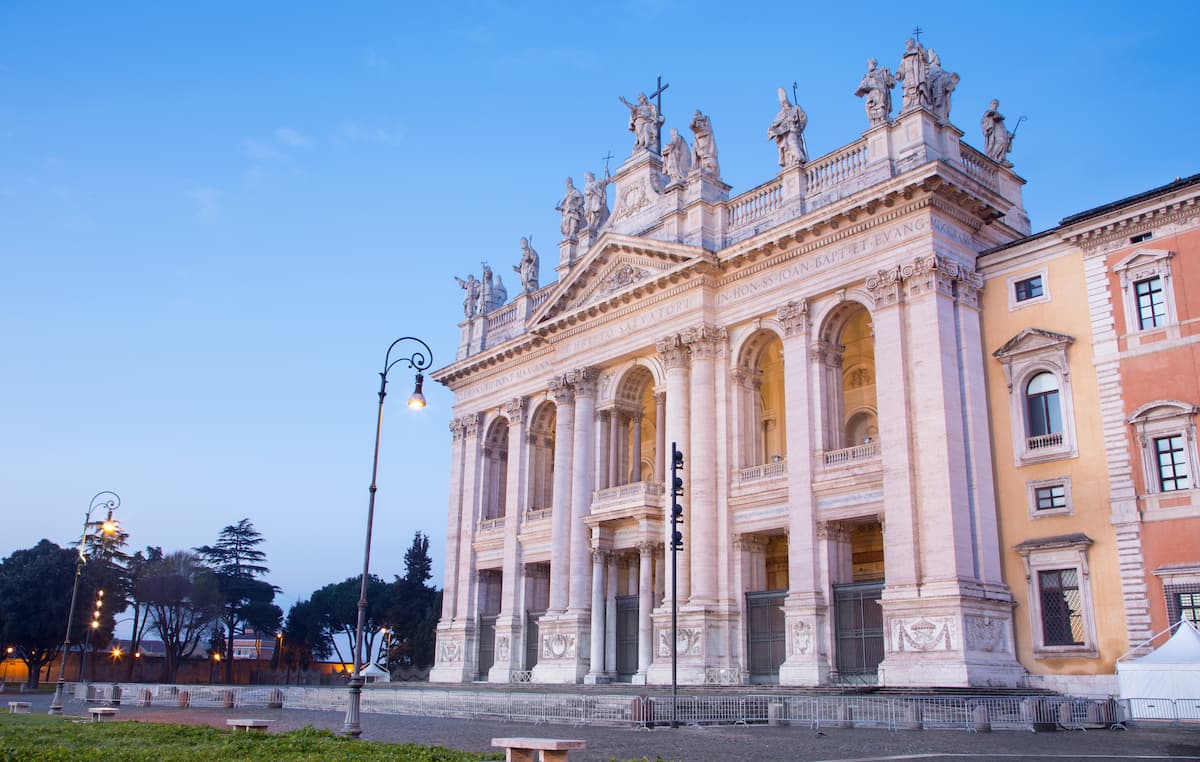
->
[477,615,496,680]
[833,582,884,676]
[746,590,787,683]
[616,596,639,680]
[525,611,542,670]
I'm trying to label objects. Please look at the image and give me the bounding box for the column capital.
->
[503,396,528,426]
[866,266,904,309]
[459,412,485,439]
[656,334,689,369]
[776,299,809,337]
[636,541,657,557]
[681,323,727,360]
[567,366,599,398]
[548,375,575,405]
[449,417,468,441]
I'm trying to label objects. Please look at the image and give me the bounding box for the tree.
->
[402,532,433,586]
[280,599,330,681]
[139,551,219,682]
[120,546,163,680]
[194,519,282,683]
[307,575,394,668]
[0,540,76,687]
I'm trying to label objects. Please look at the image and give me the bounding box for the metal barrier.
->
[62,682,1198,731]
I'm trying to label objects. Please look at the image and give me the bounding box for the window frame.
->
[993,328,1078,466]
[1015,534,1098,658]
[1027,476,1073,518]
[1129,402,1200,518]
[1007,267,1051,310]
[1154,564,1200,629]
[1113,248,1176,337]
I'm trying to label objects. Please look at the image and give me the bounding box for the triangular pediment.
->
[529,234,710,327]
[1114,247,1173,273]
[993,327,1074,360]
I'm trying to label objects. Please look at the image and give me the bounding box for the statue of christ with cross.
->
[618,75,668,155]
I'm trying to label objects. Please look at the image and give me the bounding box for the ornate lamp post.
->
[49,491,120,715]
[342,337,432,738]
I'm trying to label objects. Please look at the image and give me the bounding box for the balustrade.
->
[806,140,869,195]
[958,144,1000,191]
[822,441,880,467]
[738,459,788,483]
[1027,432,1064,450]
[728,180,784,229]
[478,517,506,531]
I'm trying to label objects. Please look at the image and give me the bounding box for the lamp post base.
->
[48,679,66,715]
[341,677,364,737]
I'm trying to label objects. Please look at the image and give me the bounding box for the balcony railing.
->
[1027,432,1064,450]
[822,442,880,467]
[592,480,664,510]
[738,459,788,482]
[524,508,551,522]
[478,517,505,531]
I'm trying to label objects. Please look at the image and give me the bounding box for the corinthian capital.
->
[681,323,727,360]
[656,334,689,370]
[567,366,599,398]
[776,299,808,337]
[503,396,527,425]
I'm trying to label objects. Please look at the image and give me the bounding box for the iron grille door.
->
[615,596,639,680]
[746,590,787,682]
[833,582,884,675]
[476,615,496,680]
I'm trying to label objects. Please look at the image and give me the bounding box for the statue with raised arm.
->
[555,177,586,240]
[981,99,1015,167]
[583,170,612,233]
[619,92,663,153]
[896,37,930,113]
[690,110,719,177]
[662,128,692,184]
[454,273,482,318]
[768,87,808,168]
[926,49,959,123]
[513,237,540,294]
[854,58,895,126]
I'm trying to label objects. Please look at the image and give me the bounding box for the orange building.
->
[979,173,1200,695]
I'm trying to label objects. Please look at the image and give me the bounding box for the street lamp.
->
[2,646,13,688]
[342,336,432,738]
[49,491,120,715]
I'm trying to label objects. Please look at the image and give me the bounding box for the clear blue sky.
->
[3,2,1197,610]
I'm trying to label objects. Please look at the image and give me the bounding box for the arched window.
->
[1025,372,1062,442]
[481,418,509,521]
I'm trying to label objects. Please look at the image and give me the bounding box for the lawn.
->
[0,714,504,761]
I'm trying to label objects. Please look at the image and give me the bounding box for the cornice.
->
[1064,195,1200,255]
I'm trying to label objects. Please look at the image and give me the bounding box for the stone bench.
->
[88,707,119,722]
[226,719,273,733]
[491,737,586,762]
[7,701,31,714]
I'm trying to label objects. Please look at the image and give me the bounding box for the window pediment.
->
[1128,400,1198,425]
[993,327,1075,362]
[1113,247,1174,285]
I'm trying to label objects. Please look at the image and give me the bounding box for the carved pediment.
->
[529,234,709,327]
[992,327,1074,361]
[1112,247,1173,286]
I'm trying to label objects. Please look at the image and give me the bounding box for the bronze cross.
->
[649,75,669,154]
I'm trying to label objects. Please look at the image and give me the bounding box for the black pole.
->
[670,442,684,728]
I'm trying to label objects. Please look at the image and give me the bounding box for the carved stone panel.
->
[790,621,813,656]
[439,639,463,663]
[891,616,956,652]
[542,632,577,659]
[965,616,1010,654]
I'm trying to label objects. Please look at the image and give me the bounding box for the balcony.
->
[477,517,505,532]
[738,459,788,483]
[821,442,880,468]
[591,480,663,518]
[1027,432,1064,450]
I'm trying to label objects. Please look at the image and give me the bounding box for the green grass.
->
[0,714,504,761]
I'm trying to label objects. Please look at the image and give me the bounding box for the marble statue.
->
[556,177,586,240]
[689,110,719,177]
[768,87,808,168]
[896,38,930,113]
[619,92,663,153]
[513,237,539,293]
[480,263,497,314]
[454,273,482,318]
[926,49,960,123]
[493,272,507,306]
[662,128,692,184]
[583,170,612,233]
[854,58,895,126]
[981,99,1015,167]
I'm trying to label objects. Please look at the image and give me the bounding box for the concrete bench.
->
[88,707,119,722]
[492,737,586,762]
[7,701,31,714]
[226,719,272,733]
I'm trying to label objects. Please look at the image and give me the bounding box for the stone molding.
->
[503,396,527,425]
[776,299,809,337]
[656,334,689,369]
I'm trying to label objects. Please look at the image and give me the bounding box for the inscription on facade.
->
[455,358,555,401]
[557,296,697,356]
[718,218,930,307]
[816,489,884,510]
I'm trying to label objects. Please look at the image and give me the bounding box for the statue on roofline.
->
[619,92,663,154]
[982,99,1016,167]
[768,87,808,168]
[513,237,539,294]
[896,37,930,113]
[690,110,719,177]
[926,49,959,123]
[555,177,586,240]
[583,169,612,234]
[662,128,691,184]
[854,58,895,126]
[454,273,482,318]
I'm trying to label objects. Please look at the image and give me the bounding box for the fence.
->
[66,682,1200,731]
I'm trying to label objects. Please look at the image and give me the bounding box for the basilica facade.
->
[430,42,1036,688]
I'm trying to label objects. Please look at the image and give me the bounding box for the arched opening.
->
[736,330,787,467]
[604,366,657,487]
[817,302,877,456]
[1024,372,1062,448]
[481,418,509,520]
[526,402,556,513]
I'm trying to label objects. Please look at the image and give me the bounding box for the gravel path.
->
[7,691,1200,761]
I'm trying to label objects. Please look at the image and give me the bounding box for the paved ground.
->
[6,690,1200,761]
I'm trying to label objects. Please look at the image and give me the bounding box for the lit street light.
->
[342,336,432,738]
[48,491,121,715]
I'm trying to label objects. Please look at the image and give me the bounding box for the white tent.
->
[1117,619,1200,700]
[361,661,390,683]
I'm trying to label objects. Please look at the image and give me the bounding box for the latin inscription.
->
[718,218,930,306]
[558,296,697,356]
[455,358,555,401]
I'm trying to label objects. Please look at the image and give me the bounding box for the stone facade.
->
[431,47,1034,687]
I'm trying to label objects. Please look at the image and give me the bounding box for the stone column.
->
[605,556,619,675]
[630,412,643,483]
[490,397,528,682]
[597,410,611,491]
[568,368,599,612]
[654,392,666,482]
[441,417,468,622]
[657,335,691,601]
[684,324,724,603]
[548,379,575,613]
[608,410,621,488]
[776,300,830,685]
[585,549,606,683]
[636,542,655,681]
[455,413,485,621]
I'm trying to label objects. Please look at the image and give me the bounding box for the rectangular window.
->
[1035,484,1067,511]
[1155,435,1191,492]
[1135,277,1167,329]
[1179,592,1200,628]
[1130,232,1153,244]
[1014,275,1044,302]
[1038,568,1084,646]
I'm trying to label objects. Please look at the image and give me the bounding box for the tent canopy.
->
[1117,619,1200,699]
